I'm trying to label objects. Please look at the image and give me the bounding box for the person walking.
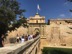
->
[28,34,33,40]
[21,36,25,43]
[16,34,20,43]
[0,34,4,47]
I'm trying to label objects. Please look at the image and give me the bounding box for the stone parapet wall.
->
[0,36,40,54]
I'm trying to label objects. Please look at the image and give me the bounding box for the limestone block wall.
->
[50,19,72,25]
[45,24,72,46]
[40,25,51,49]
[45,25,60,45]
[59,25,72,46]
[7,26,28,38]
[6,26,28,43]
[44,25,51,39]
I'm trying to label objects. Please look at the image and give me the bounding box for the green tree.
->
[68,0,72,2]
[0,0,25,25]
[67,0,72,12]
[0,0,26,36]
[9,15,27,31]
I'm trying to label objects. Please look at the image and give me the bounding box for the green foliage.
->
[70,9,72,12]
[0,0,26,36]
[8,16,27,31]
[0,6,16,24]
[0,0,25,24]
[0,22,8,37]
[42,47,72,54]
[67,0,72,12]
[68,0,72,2]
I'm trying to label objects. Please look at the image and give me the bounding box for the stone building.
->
[47,19,72,46]
[6,12,72,49]
[27,13,72,47]
[27,13,46,36]
[49,19,72,25]
[27,13,48,49]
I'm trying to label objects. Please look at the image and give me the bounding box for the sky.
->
[17,0,72,22]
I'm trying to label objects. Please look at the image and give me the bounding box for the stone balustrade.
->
[0,36,40,54]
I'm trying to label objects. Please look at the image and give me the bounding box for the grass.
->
[42,47,72,54]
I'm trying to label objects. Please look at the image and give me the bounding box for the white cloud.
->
[59,14,65,17]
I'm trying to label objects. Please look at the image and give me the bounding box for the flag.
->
[37,4,40,10]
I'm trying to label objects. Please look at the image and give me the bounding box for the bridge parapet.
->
[0,36,40,54]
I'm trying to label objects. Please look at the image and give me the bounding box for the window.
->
[36,20,38,23]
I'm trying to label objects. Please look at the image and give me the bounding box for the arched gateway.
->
[27,13,46,36]
[34,28,40,35]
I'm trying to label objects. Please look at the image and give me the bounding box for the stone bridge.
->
[0,36,40,54]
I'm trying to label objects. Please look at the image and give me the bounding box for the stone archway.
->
[34,28,40,35]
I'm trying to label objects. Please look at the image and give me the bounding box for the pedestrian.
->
[28,35,30,40]
[25,35,28,41]
[28,34,33,40]
[16,34,20,43]
[0,34,4,47]
[21,36,25,43]
[30,34,33,39]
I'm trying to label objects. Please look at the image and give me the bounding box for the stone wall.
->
[0,36,40,54]
[59,25,72,46]
[45,24,72,46]
[8,26,28,37]
[50,19,72,25]
[6,26,28,43]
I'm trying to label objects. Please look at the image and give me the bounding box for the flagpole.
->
[37,5,38,14]
[37,4,40,14]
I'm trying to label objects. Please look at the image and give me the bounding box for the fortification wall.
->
[6,26,28,43]
[45,24,72,46]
